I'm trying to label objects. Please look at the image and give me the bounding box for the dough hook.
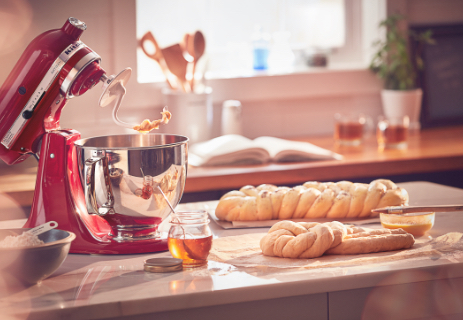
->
[99,67,171,132]
[99,67,134,129]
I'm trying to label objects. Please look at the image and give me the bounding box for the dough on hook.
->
[133,107,172,132]
[99,67,172,133]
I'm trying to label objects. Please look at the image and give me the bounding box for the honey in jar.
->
[168,210,212,268]
[134,175,154,199]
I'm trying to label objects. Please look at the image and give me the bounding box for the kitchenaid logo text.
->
[65,42,82,55]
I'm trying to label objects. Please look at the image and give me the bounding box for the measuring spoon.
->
[28,221,58,236]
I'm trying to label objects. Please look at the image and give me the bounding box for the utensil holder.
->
[162,87,213,144]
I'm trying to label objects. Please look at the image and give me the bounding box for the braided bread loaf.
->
[216,179,408,221]
[260,220,415,259]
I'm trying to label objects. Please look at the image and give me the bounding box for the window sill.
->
[204,65,382,103]
[126,65,382,110]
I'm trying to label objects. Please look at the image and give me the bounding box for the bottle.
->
[268,31,295,72]
[221,100,243,136]
[168,210,212,268]
[252,25,270,70]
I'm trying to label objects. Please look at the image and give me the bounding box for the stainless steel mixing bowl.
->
[74,134,188,241]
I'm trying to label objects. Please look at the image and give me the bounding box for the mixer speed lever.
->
[22,92,45,119]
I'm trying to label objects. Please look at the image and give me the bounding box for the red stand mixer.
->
[0,18,188,254]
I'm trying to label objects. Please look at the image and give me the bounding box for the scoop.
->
[156,185,176,215]
[28,221,58,236]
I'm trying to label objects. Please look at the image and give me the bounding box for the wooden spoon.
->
[162,43,189,92]
[180,33,193,62]
[189,31,206,91]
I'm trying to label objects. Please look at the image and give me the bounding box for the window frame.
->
[111,0,386,109]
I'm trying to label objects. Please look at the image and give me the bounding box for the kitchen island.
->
[1,181,463,320]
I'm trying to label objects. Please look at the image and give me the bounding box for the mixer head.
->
[0,17,130,165]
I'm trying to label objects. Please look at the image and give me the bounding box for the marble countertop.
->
[1,181,463,320]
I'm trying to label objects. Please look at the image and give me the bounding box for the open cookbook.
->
[188,134,343,166]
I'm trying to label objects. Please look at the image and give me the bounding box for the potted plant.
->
[369,14,434,131]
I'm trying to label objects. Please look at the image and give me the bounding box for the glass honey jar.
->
[134,175,154,199]
[168,210,212,268]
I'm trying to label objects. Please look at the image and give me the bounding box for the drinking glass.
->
[377,115,410,149]
[334,113,372,146]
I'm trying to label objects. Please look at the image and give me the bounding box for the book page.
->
[189,135,270,166]
[253,136,343,161]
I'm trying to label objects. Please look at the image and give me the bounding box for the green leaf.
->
[369,14,433,90]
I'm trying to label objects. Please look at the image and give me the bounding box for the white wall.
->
[0,0,461,142]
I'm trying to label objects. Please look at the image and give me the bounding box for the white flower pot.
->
[381,89,423,131]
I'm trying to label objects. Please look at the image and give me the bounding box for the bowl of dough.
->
[0,228,76,286]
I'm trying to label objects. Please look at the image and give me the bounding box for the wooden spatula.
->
[139,31,175,90]
[162,44,189,92]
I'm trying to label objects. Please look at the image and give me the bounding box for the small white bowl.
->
[380,211,435,237]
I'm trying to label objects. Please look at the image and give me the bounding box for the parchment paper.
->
[208,232,463,269]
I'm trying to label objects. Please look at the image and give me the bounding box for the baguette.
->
[216,179,408,221]
[260,220,415,259]
[325,228,415,255]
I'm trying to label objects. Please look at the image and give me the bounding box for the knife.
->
[372,205,463,214]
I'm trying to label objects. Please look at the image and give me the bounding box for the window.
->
[136,0,349,84]
[108,0,385,112]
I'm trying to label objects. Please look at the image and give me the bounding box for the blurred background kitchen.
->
[1,0,463,204]
[1,0,461,142]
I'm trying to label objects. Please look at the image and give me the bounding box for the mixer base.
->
[24,130,170,255]
[70,237,169,255]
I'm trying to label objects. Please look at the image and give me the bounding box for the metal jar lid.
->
[144,258,183,273]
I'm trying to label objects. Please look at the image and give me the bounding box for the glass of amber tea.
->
[168,210,212,268]
[334,113,372,146]
[377,115,409,149]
